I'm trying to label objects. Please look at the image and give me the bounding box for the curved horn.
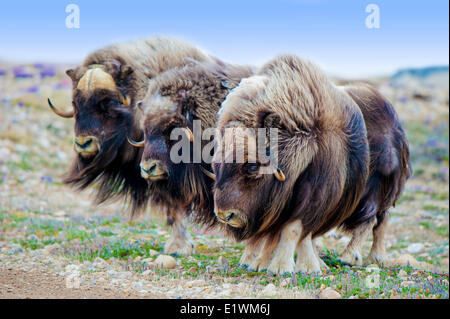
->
[47,98,74,118]
[127,136,145,148]
[273,167,286,182]
[201,167,216,181]
[183,127,194,142]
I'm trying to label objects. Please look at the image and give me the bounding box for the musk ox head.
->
[48,59,142,185]
[212,113,304,241]
[127,61,246,188]
[212,56,369,241]
[131,109,193,183]
[127,89,195,189]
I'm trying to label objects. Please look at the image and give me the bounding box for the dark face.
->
[72,88,134,162]
[48,63,137,171]
[212,128,285,240]
[138,111,193,185]
[213,162,275,238]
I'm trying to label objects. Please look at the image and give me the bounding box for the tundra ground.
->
[0,64,448,299]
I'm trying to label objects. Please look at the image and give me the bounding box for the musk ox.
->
[47,37,214,254]
[212,55,371,274]
[127,60,255,254]
[338,83,411,265]
[241,82,412,272]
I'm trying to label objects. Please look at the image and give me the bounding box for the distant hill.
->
[390,66,449,89]
[392,66,449,79]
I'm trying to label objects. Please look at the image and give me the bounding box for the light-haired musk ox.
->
[47,37,214,255]
[212,55,370,274]
[337,82,412,265]
[127,60,255,254]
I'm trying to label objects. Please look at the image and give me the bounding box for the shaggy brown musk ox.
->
[127,60,255,254]
[238,84,411,271]
[337,83,411,265]
[212,55,370,274]
[47,37,214,255]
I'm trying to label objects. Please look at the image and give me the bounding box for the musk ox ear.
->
[65,68,83,83]
[103,59,134,83]
[119,65,134,80]
[66,69,76,80]
[255,108,282,129]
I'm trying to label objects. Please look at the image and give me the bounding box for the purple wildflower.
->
[0,69,6,76]
[13,66,33,79]
[26,85,39,94]
[33,63,45,69]
[40,176,53,183]
[40,67,56,78]
[427,139,438,147]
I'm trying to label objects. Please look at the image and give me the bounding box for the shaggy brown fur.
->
[52,37,213,214]
[213,55,370,244]
[135,60,255,227]
[341,83,411,230]
[337,82,412,264]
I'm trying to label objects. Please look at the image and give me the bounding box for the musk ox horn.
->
[183,127,194,142]
[274,167,286,182]
[77,68,116,91]
[77,67,131,107]
[47,98,74,118]
[127,136,145,148]
[201,167,216,181]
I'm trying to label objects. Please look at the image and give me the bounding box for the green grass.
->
[0,196,448,299]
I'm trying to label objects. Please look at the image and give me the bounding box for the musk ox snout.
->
[74,135,100,157]
[214,209,247,228]
[140,159,168,180]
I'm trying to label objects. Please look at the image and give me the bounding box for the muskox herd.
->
[48,37,411,274]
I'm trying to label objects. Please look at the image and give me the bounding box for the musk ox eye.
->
[100,99,115,109]
[244,163,260,175]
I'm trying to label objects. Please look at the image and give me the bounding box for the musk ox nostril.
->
[226,212,235,222]
[74,136,99,157]
[140,160,167,179]
[142,163,157,174]
[75,138,92,149]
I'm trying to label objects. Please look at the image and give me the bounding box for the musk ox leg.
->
[312,239,329,270]
[266,220,303,275]
[240,238,264,269]
[295,233,322,273]
[340,218,376,266]
[164,208,194,256]
[367,212,389,265]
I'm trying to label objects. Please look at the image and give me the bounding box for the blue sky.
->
[0,0,448,77]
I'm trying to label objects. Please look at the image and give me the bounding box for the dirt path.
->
[0,266,158,299]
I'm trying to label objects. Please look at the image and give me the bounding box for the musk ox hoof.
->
[339,250,363,266]
[239,263,249,270]
[239,249,258,268]
[367,253,385,265]
[164,239,194,256]
[295,258,322,274]
[267,259,295,276]
[247,256,271,272]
